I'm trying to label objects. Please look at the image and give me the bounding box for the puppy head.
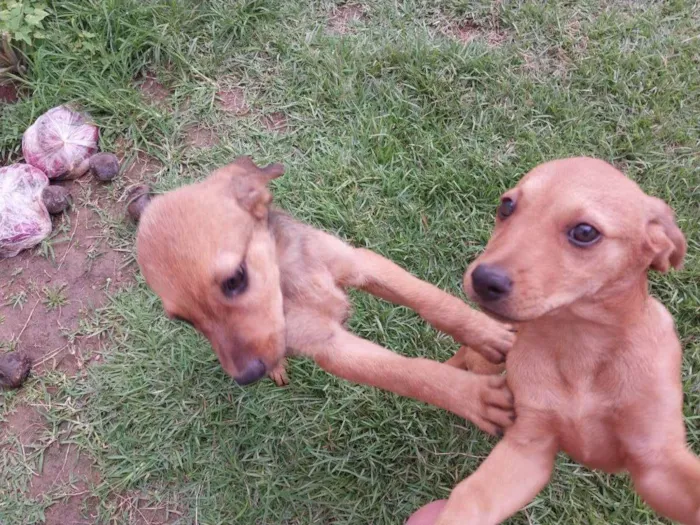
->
[464,157,686,322]
[136,157,287,385]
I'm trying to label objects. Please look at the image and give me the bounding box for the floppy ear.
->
[214,156,285,220]
[645,197,686,273]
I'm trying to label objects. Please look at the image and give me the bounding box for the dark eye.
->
[568,223,601,247]
[221,264,248,297]
[498,198,515,219]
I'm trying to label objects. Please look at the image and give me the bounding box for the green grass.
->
[1,0,699,523]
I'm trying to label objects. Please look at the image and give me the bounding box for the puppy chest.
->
[555,396,626,472]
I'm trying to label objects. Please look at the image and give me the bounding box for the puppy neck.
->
[526,273,651,346]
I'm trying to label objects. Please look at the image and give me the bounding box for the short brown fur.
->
[136,157,517,435]
[435,157,699,524]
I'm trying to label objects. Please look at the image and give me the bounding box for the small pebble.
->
[41,185,72,214]
[90,152,120,181]
[0,352,31,389]
[127,184,152,223]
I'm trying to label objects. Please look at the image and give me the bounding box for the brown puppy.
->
[433,157,699,524]
[135,156,516,435]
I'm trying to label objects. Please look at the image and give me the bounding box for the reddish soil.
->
[122,152,163,185]
[184,125,218,148]
[137,74,170,106]
[442,19,508,46]
[261,112,289,133]
[0,167,156,523]
[114,492,182,525]
[0,83,20,104]
[326,4,367,35]
[2,404,45,447]
[216,86,250,115]
[30,444,99,525]
[0,181,129,375]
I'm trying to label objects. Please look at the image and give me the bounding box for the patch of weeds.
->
[0,338,18,352]
[34,220,71,263]
[6,289,27,310]
[3,267,24,288]
[34,237,57,262]
[84,243,104,273]
[42,283,69,311]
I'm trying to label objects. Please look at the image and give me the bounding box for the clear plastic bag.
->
[0,164,52,258]
[22,105,99,179]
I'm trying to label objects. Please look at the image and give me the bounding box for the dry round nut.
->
[0,352,31,389]
[41,185,72,214]
[127,184,152,223]
[90,152,120,181]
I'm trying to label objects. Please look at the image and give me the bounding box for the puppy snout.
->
[233,358,267,386]
[472,264,512,302]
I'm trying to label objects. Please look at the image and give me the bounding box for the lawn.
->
[0,0,699,524]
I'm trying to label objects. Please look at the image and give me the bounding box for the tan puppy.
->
[432,157,699,524]
[135,156,516,435]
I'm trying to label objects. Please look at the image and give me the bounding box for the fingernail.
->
[495,428,503,438]
[509,414,516,422]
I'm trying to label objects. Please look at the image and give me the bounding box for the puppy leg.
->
[630,446,700,524]
[294,317,515,436]
[327,243,515,364]
[446,346,505,375]
[435,431,557,525]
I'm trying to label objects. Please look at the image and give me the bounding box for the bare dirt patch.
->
[184,125,218,148]
[326,4,367,35]
[114,492,183,525]
[216,86,250,115]
[442,19,509,46]
[261,112,289,133]
[136,74,170,106]
[122,152,163,185]
[2,404,45,447]
[0,172,153,523]
[0,186,129,374]
[0,83,19,104]
[520,47,571,79]
[29,443,99,525]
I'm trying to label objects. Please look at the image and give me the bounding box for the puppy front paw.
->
[463,374,515,437]
[268,358,289,387]
[458,313,516,365]
[446,346,506,375]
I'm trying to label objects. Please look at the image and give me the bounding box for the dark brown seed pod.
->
[41,185,72,214]
[0,352,31,389]
[90,152,120,181]
[126,184,152,223]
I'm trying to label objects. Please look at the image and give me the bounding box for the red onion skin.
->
[22,106,99,179]
[0,164,52,258]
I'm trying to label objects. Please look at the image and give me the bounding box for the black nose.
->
[471,264,512,302]
[234,358,267,385]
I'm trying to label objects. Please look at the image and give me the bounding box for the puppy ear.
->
[214,157,285,220]
[645,197,686,273]
[235,180,273,220]
[229,156,285,180]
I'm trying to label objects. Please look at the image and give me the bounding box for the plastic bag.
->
[0,164,52,258]
[22,105,99,179]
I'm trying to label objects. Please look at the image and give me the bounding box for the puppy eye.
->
[568,223,601,247]
[221,264,248,297]
[498,198,515,219]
